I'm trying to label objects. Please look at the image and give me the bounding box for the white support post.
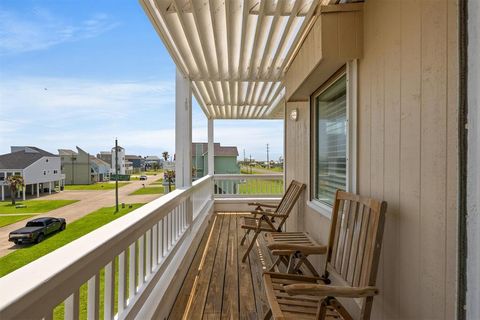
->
[31,184,34,195]
[49,182,52,194]
[208,119,215,175]
[1,185,4,201]
[36,183,39,198]
[22,186,26,201]
[175,68,192,188]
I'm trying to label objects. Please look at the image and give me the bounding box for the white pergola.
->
[139,0,353,187]
[140,0,321,120]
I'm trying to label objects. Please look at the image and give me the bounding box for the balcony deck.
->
[169,212,273,319]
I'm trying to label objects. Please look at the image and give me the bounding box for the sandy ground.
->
[0,175,164,257]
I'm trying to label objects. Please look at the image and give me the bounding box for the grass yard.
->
[64,182,130,191]
[0,215,35,228]
[129,185,174,195]
[151,178,164,185]
[0,203,144,278]
[139,170,163,176]
[0,200,78,214]
[238,179,283,195]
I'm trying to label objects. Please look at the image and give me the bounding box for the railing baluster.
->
[138,235,145,286]
[174,207,178,240]
[104,261,115,320]
[128,243,136,300]
[152,224,158,268]
[87,273,99,320]
[159,220,164,260]
[163,216,168,256]
[64,288,79,320]
[146,230,151,277]
[118,251,127,314]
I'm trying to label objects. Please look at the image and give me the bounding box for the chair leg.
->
[242,230,260,263]
[240,229,251,245]
[268,256,282,272]
[302,257,320,277]
[263,308,272,320]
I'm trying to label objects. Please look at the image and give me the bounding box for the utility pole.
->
[266,144,270,169]
[115,138,119,213]
[249,154,252,174]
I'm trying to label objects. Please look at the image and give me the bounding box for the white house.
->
[111,146,126,175]
[0,146,65,201]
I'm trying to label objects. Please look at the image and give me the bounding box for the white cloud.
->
[0,8,119,54]
[0,76,284,159]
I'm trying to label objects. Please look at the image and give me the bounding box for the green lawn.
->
[130,185,173,195]
[139,170,163,176]
[0,200,78,214]
[0,215,35,228]
[238,179,283,195]
[64,182,130,190]
[151,178,164,185]
[0,204,144,278]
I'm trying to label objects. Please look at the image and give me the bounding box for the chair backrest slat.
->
[274,180,305,230]
[324,190,387,319]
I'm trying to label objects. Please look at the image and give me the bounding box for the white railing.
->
[213,174,284,198]
[0,175,214,320]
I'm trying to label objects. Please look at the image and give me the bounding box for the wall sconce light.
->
[289,108,298,121]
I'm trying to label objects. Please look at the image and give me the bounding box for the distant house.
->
[98,146,127,175]
[89,156,111,182]
[125,155,144,173]
[97,151,112,165]
[0,146,64,201]
[59,147,111,185]
[192,142,239,178]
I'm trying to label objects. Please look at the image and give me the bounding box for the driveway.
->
[0,175,164,257]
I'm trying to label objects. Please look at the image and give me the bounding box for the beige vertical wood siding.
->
[284,0,459,318]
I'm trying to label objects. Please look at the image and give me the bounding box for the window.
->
[312,70,350,207]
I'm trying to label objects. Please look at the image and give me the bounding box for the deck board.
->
[169,213,273,320]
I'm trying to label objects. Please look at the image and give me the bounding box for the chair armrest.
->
[284,284,379,298]
[248,202,278,209]
[268,243,328,255]
[250,210,280,217]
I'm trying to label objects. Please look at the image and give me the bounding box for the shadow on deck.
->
[169,212,274,319]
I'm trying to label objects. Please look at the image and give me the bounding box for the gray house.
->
[59,147,110,185]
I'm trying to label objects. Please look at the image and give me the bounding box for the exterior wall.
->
[193,155,239,178]
[284,1,459,319]
[23,156,62,185]
[213,156,239,175]
[467,0,480,318]
[61,152,91,185]
[111,147,126,174]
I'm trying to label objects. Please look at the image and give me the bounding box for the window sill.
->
[306,200,332,219]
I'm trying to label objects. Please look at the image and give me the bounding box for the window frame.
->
[308,61,358,217]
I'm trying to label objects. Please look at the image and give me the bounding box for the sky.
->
[0,0,284,161]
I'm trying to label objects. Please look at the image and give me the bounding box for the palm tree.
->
[162,151,169,162]
[164,170,175,192]
[6,175,24,205]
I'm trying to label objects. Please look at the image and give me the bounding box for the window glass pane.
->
[314,74,347,206]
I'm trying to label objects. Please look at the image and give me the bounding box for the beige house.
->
[0,1,478,320]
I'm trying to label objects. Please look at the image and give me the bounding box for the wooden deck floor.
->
[169,213,274,320]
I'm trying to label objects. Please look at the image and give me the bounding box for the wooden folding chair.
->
[239,180,306,263]
[263,190,387,319]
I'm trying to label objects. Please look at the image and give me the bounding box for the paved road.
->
[0,175,164,257]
